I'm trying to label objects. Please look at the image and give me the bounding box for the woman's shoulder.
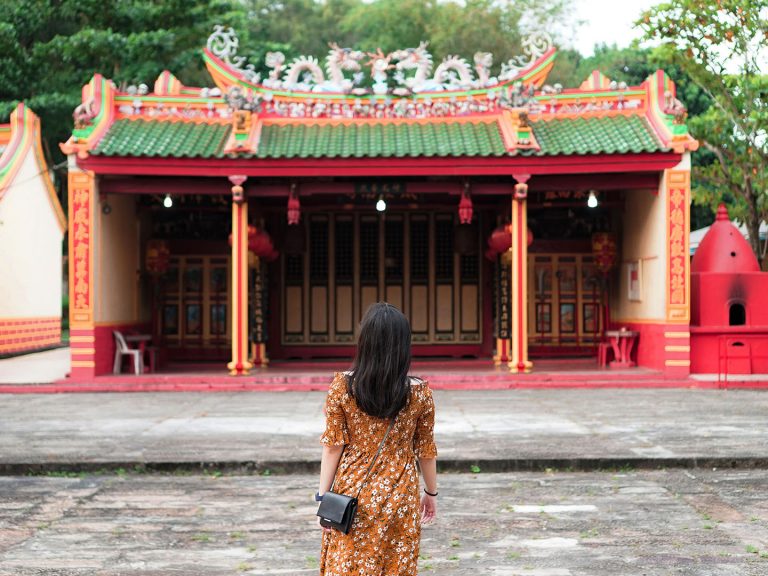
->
[329,372,352,394]
[408,375,429,387]
[408,375,432,397]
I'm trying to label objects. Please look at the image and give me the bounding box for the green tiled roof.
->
[91,114,666,159]
[529,115,664,155]
[252,121,507,158]
[93,119,230,158]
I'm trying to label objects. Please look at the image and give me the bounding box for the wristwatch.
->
[315,492,324,502]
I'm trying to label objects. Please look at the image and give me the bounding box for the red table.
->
[604,329,638,369]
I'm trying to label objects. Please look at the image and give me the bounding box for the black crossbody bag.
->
[316,419,395,535]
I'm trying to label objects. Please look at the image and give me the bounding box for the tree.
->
[638,0,768,262]
[0,0,251,167]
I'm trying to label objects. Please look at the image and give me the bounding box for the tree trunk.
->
[745,188,762,266]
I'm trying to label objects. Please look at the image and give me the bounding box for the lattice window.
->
[360,218,379,285]
[309,219,329,283]
[460,254,479,281]
[385,219,404,282]
[410,217,428,282]
[335,219,354,283]
[435,217,454,281]
[285,254,303,285]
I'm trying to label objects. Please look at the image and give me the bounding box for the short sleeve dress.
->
[320,372,438,576]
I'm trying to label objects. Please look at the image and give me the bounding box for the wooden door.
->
[280,211,482,354]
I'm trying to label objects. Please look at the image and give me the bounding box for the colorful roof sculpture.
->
[61,28,698,169]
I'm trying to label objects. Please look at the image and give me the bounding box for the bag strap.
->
[354,418,395,499]
[330,418,395,497]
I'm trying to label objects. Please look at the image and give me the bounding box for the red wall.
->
[70,322,149,379]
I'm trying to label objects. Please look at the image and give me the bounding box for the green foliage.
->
[0,0,250,166]
[1,0,575,172]
[637,0,768,262]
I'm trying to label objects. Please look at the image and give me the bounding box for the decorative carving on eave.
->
[206,26,553,96]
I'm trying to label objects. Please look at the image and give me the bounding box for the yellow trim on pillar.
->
[68,169,96,330]
[665,169,691,323]
[664,345,690,352]
[227,198,253,376]
[69,335,95,343]
[508,196,532,373]
[71,348,96,355]
[665,359,691,367]
[493,338,510,366]
[664,332,690,339]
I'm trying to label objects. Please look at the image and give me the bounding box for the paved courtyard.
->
[1,469,766,575]
[0,371,767,574]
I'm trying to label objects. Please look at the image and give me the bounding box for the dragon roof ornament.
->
[205,26,554,96]
[207,25,261,83]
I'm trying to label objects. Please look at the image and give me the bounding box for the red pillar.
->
[509,177,532,373]
[227,176,253,376]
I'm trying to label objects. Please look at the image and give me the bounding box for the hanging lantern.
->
[458,188,473,224]
[145,239,170,275]
[229,226,279,262]
[485,225,533,260]
[287,190,301,225]
[487,225,512,255]
[591,232,617,275]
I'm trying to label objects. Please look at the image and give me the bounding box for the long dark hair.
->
[348,302,411,419]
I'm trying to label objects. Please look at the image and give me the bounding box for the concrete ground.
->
[0,347,69,384]
[1,469,766,575]
[1,349,767,574]
[1,389,767,471]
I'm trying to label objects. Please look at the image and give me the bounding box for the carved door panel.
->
[280,212,482,349]
[528,254,602,348]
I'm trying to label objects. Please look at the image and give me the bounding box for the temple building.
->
[60,28,699,379]
[0,104,66,356]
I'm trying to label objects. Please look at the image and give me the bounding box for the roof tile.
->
[91,114,667,160]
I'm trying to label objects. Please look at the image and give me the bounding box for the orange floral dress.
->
[320,372,438,576]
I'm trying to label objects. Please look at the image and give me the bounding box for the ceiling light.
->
[376,195,386,212]
[163,194,173,208]
[587,190,598,208]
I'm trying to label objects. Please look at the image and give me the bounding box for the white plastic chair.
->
[113,331,143,374]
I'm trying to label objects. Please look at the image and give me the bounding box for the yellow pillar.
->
[68,167,97,378]
[227,175,253,376]
[509,177,532,373]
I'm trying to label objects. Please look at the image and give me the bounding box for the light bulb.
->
[163,194,173,208]
[376,197,386,212]
[587,190,598,208]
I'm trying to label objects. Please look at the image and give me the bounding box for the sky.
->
[569,0,660,56]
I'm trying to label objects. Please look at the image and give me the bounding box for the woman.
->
[317,302,438,575]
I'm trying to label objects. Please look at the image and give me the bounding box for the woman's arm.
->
[318,445,344,495]
[418,456,437,523]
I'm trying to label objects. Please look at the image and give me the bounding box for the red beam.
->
[99,173,660,198]
[80,153,682,178]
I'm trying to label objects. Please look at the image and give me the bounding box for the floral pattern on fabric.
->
[320,372,437,576]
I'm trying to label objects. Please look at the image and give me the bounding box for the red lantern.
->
[591,232,617,275]
[145,240,170,275]
[287,192,301,225]
[229,226,280,262]
[458,190,473,224]
[485,225,533,260]
[488,225,512,254]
